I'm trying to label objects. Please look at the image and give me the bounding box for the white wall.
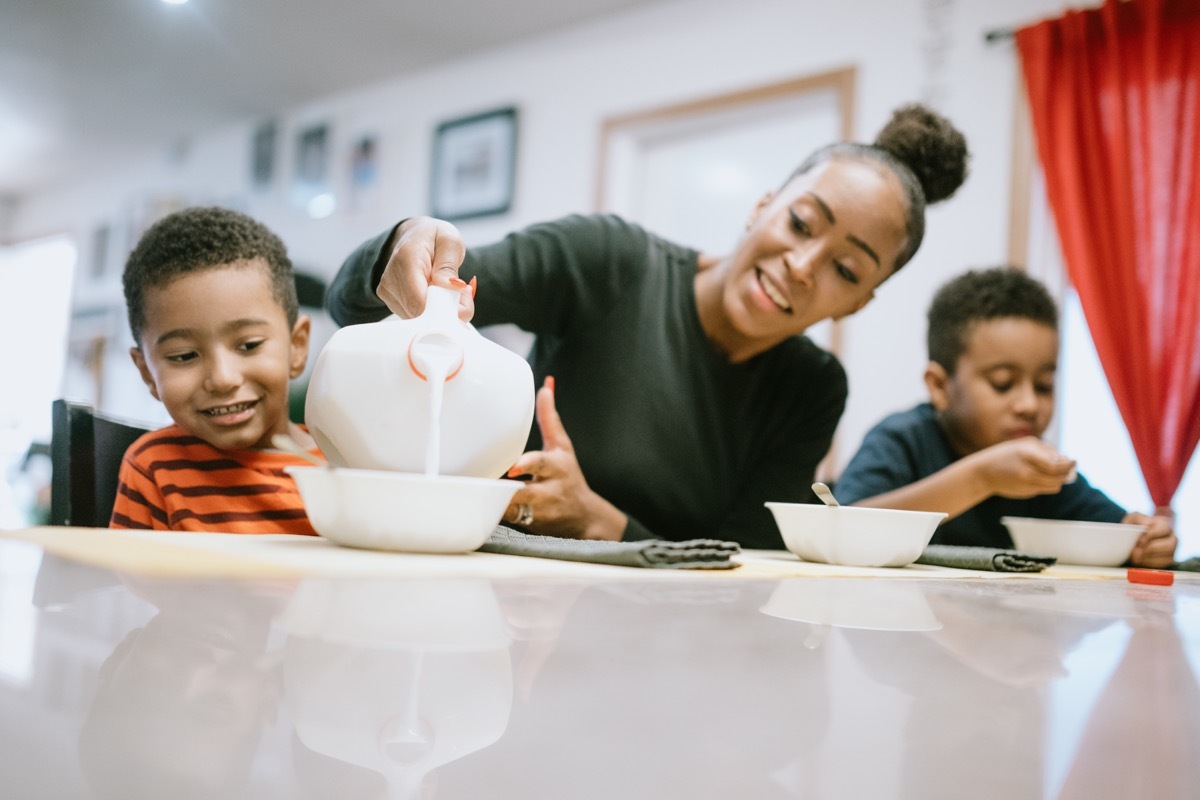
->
[12,0,1075,470]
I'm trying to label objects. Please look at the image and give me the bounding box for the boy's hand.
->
[973,437,1077,499]
[1124,512,1177,568]
[379,217,475,321]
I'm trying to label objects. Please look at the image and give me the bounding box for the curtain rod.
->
[984,28,1015,44]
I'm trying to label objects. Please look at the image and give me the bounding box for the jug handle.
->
[406,285,468,381]
[407,333,465,381]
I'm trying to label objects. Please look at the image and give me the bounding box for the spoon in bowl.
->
[812,482,840,507]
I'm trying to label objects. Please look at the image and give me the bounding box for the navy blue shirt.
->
[836,403,1125,548]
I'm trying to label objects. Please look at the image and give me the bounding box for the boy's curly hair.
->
[927,266,1059,373]
[123,206,298,344]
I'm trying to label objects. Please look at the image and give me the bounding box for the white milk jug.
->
[305,285,535,478]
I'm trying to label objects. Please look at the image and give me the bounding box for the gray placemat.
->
[916,544,1057,573]
[1172,556,1200,572]
[480,526,740,570]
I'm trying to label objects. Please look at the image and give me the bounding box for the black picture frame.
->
[430,106,518,221]
[251,120,278,189]
[294,122,331,190]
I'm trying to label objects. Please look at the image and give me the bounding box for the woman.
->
[327,103,969,548]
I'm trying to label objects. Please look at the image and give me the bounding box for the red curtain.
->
[1016,0,1200,510]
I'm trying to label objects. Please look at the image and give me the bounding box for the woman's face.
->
[707,158,908,359]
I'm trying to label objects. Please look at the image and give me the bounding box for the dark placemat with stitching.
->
[480,526,740,570]
[917,544,1056,573]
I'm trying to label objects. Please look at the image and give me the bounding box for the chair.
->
[50,399,151,527]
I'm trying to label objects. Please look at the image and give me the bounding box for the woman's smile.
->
[752,267,793,313]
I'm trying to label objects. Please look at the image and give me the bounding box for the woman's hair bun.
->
[874,104,969,204]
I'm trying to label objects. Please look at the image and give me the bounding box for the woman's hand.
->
[1125,512,1177,568]
[379,216,474,321]
[970,437,1077,499]
[503,378,626,541]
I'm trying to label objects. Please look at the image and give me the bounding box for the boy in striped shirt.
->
[110,206,323,533]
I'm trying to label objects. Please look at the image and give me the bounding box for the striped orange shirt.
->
[110,424,322,534]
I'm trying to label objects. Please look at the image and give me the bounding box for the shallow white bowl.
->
[287,466,521,553]
[765,503,947,568]
[1001,516,1145,567]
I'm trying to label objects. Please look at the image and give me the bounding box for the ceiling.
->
[0,0,668,200]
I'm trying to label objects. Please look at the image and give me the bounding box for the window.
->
[0,235,76,527]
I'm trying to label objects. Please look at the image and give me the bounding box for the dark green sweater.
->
[328,214,847,548]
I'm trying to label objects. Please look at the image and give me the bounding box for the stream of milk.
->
[426,372,446,477]
[409,334,461,477]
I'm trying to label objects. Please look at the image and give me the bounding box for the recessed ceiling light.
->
[162,0,188,5]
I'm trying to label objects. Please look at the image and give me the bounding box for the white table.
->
[1,528,1197,799]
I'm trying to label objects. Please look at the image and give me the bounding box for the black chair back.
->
[50,399,151,527]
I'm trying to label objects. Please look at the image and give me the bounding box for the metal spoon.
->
[812,482,840,507]
[272,433,329,468]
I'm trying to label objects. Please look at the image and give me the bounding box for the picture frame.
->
[347,133,381,215]
[294,122,331,192]
[251,119,279,189]
[88,224,111,282]
[291,121,335,215]
[430,106,517,221]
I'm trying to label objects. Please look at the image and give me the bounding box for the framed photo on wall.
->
[347,133,381,215]
[430,106,517,220]
[294,122,331,192]
[251,119,279,189]
[291,121,335,214]
[89,224,111,282]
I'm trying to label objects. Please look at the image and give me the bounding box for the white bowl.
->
[287,466,521,553]
[1001,516,1145,567]
[765,503,947,568]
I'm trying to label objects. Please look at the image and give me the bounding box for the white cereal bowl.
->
[765,503,947,568]
[287,466,521,553]
[1001,516,1145,567]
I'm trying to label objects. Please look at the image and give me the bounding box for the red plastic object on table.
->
[1127,568,1174,586]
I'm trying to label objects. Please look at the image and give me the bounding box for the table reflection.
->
[760,579,942,649]
[433,581,832,798]
[1057,584,1200,797]
[4,535,1200,800]
[834,581,1200,800]
[77,579,291,800]
[280,580,514,800]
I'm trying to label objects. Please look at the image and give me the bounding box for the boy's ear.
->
[288,314,312,380]
[129,347,161,401]
[924,361,950,411]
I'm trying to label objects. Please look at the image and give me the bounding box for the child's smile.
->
[203,400,260,425]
